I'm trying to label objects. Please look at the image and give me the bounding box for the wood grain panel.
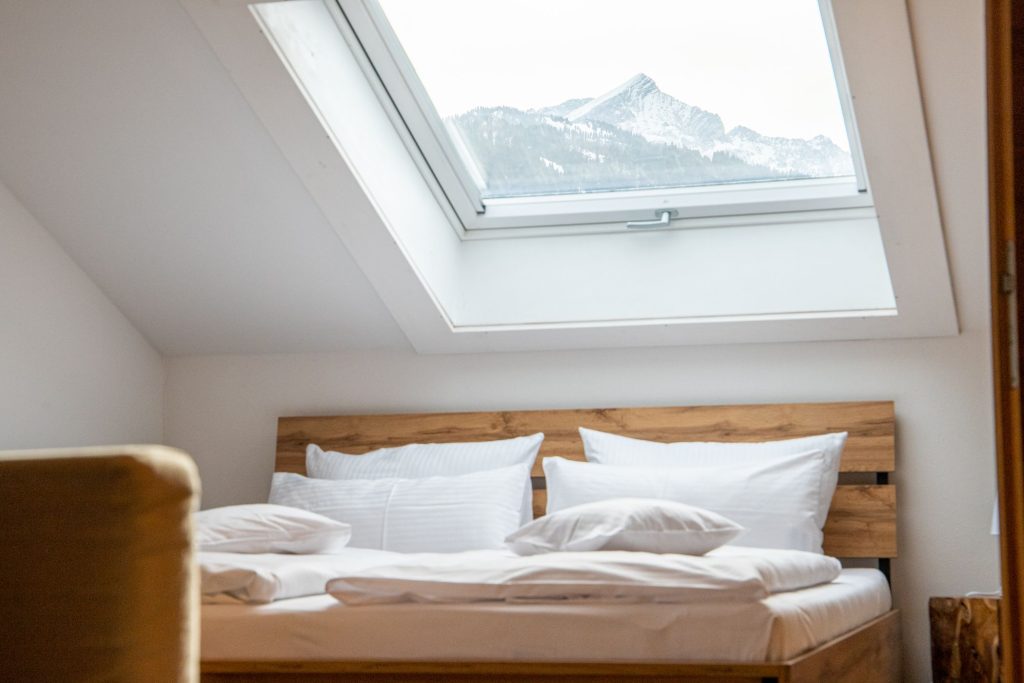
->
[786,610,901,682]
[202,673,768,683]
[821,485,897,558]
[276,401,895,476]
[203,658,780,682]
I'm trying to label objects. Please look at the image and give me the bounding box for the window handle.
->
[626,210,675,229]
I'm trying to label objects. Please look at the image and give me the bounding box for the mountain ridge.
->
[449,74,853,197]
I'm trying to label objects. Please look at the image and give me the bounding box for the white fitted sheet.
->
[202,568,890,663]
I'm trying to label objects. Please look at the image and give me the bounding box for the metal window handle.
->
[626,210,675,229]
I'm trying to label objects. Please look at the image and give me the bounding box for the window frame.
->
[184,0,957,351]
[330,0,873,235]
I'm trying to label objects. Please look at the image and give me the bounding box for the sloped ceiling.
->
[0,0,409,355]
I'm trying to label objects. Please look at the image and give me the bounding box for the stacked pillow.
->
[196,504,352,554]
[580,428,846,531]
[269,465,529,553]
[537,429,848,554]
[506,498,744,556]
[263,434,543,553]
[306,434,543,524]
[200,428,845,558]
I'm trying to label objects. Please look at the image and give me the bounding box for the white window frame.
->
[179,0,957,353]
[331,0,873,235]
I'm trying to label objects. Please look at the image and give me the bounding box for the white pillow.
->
[579,428,846,530]
[196,504,352,554]
[506,498,743,556]
[543,451,830,553]
[306,433,543,523]
[268,465,529,553]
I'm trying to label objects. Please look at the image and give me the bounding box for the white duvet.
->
[201,546,840,606]
[201,548,503,604]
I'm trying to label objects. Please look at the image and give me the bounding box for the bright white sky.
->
[378,0,850,147]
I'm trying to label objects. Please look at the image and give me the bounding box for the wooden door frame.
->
[987,1,1024,680]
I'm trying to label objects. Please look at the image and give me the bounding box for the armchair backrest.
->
[0,446,199,682]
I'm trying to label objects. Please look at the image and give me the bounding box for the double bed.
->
[201,401,900,682]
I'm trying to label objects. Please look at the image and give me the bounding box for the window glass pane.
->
[377,0,854,200]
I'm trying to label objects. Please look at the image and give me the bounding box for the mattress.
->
[201,568,890,663]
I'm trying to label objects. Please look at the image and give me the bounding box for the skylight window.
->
[337,0,870,231]
[232,0,954,349]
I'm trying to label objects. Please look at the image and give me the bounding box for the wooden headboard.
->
[276,401,896,560]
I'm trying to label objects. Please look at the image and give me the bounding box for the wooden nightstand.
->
[930,596,1001,682]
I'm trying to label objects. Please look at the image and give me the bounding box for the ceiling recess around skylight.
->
[179,0,960,351]
[342,0,871,231]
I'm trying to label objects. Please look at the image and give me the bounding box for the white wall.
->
[162,0,992,679]
[0,180,163,447]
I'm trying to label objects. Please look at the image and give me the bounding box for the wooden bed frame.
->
[202,401,900,682]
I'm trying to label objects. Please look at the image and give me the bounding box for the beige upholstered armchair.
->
[0,446,200,682]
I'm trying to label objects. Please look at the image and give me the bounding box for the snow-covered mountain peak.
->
[618,72,660,95]
[566,73,660,122]
[566,73,725,151]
